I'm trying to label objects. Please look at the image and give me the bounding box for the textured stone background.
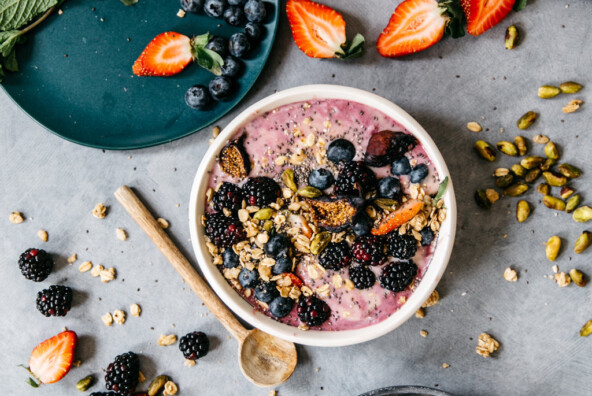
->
[1,1,591,395]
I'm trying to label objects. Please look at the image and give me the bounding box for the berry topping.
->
[28,330,77,384]
[255,281,279,303]
[179,331,210,361]
[272,254,293,275]
[243,177,281,207]
[377,177,402,200]
[318,241,351,270]
[132,32,193,77]
[228,0,245,5]
[333,161,377,196]
[224,5,245,26]
[308,168,335,190]
[391,157,412,176]
[297,296,331,327]
[105,352,140,394]
[420,227,435,246]
[348,265,376,289]
[18,248,53,282]
[212,182,244,213]
[223,248,240,268]
[204,0,227,18]
[351,235,385,266]
[229,32,251,58]
[209,76,234,101]
[238,267,259,288]
[306,196,363,231]
[206,36,229,57]
[220,55,242,78]
[379,260,418,292]
[244,0,266,23]
[372,200,423,236]
[265,233,290,258]
[219,134,251,179]
[387,233,418,260]
[327,138,355,164]
[352,212,373,237]
[245,22,264,41]
[364,130,417,167]
[36,285,73,317]
[185,85,211,110]
[204,212,245,248]
[269,296,294,318]
[409,163,429,183]
[180,0,204,13]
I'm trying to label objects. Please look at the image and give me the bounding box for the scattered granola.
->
[90,264,103,277]
[476,333,499,357]
[503,267,518,282]
[554,272,571,287]
[157,218,170,229]
[130,303,141,317]
[422,290,439,308]
[467,122,482,132]
[113,309,126,325]
[37,229,48,242]
[562,99,583,113]
[158,334,178,346]
[212,126,221,138]
[442,363,450,368]
[9,211,24,224]
[101,312,113,326]
[79,261,93,273]
[163,380,178,396]
[420,330,428,337]
[116,228,128,241]
[176,8,185,17]
[100,267,116,283]
[415,308,425,318]
[533,134,550,144]
[92,203,107,219]
[184,358,196,367]
[67,253,77,264]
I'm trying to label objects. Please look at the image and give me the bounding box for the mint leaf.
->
[513,0,527,11]
[433,176,449,202]
[4,47,17,71]
[120,0,138,6]
[0,0,58,31]
[0,30,19,56]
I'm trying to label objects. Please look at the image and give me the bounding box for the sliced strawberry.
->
[133,32,193,76]
[371,200,424,235]
[461,0,515,36]
[377,0,453,58]
[286,0,347,58]
[29,330,77,384]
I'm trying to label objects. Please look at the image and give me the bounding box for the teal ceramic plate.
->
[2,0,278,150]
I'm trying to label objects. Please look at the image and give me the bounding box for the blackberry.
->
[90,393,120,396]
[212,182,244,213]
[386,233,418,260]
[349,265,376,289]
[179,331,209,361]
[105,351,140,394]
[243,177,281,207]
[334,161,376,196]
[297,296,331,327]
[318,241,350,270]
[36,285,72,317]
[18,248,53,282]
[379,260,417,292]
[351,236,385,266]
[204,212,245,248]
[254,281,279,303]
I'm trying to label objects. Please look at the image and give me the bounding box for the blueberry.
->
[224,5,244,26]
[352,212,372,237]
[205,36,228,57]
[409,164,429,183]
[222,248,239,268]
[220,56,242,78]
[208,76,234,101]
[265,234,290,258]
[229,32,251,58]
[238,267,259,288]
[204,0,227,18]
[420,227,435,246]
[269,296,294,318]
[377,177,401,199]
[254,281,279,303]
[308,168,334,190]
[391,157,411,176]
[180,0,204,13]
[327,139,355,164]
[244,0,266,23]
[245,22,263,41]
[185,85,211,109]
[272,254,293,275]
[228,0,245,5]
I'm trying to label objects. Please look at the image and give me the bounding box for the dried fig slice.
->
[219,133,251,179]
[305,196,364,232]
[364,130,417,167]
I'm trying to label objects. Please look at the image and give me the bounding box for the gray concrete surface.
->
[2,0,591,395]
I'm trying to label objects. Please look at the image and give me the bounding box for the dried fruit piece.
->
[546,236,561,261]
[514,136,527,156]
[516,200,530,222]
[573,206,592,223]
[297,186,323,198]
[504,182,528,197]
[524,169,541,184]
[517,111,537,130]
[543,195,565,211]
[475,189,491,209]
[372,200,424,235]
[570,269,586,287]
[504,25,518,49]
[495,174,514,188]
[364,130,416,167]
[148,375,170,396]
[560,186,575,200]
[544,141,559,160]
[574,231,592,254]
[542,171,567,187]
[496,141,518,156]
[310,231,332,255]
[580,320,592,337]
[511,164,527,177]
[538,85,561,99]
[520,156,544,170]
[558,163,582,179]
[537,183,550,195]
[306,196,363,231]
[559,81,583,94]
[281,169,298,192]
[566,194,580,213]
[474,140,496,162]
[219,134,251,179]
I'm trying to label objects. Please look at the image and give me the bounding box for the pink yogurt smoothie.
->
[206,99,441,331]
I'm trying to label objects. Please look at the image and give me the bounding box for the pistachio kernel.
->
[516,200,530,223]
[76,376,95,392]
[542,171,567,187]
[253,208,275,220]
[560,186,575,200]
[580,320,592,337]
[493,168,510,177]
[538,85,561,99]
[543,195,566,211]
[504,25,518,50]
[511,164,527,177]
[546,236,561,262]
[520,156,544,170]
[310,231,332,255]
[557,163,582,179]
[148,375,170,396]
[495,174,514,188]
[517,111,537,130]
[537,183,550,196]
[544,141,559,160]
[297,186,323,198]
[524,169,541,184]
[504,182,529,197]
[574,231,592,254]
[559,81,583,94]
[475,189,491,210]
[565,195,581,214]
[496,141,518,156]
[514,136,528,156]
[281,169,298,192]
[570,269,587,287]
[474,140,497,162]
[573,206,592,223]
[540,158,556,171]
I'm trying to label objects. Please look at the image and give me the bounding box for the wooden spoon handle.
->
[114,185,249,342]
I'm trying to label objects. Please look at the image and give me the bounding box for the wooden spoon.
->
[114,186,297,387]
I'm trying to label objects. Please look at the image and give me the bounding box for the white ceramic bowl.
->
[189,85,456,347]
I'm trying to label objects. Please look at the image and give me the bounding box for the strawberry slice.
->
[461,0,515,36]
[133,32,193,76]
[29,330,77,384]
[371,200,424,235]
[286,0,349,58]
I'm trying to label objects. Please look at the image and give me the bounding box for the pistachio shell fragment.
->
[544,141,559,160]
[254,207,275,220]
[520,156,544,170]
[537,183,550,195]
[560,186,575,200]
[505,25,518,50]
[524,169,541,184]
[76,376,95,392]
[374,198,398,212]
[474,140,497,162]
[558,163,582,178]
[543,195,566,211]
[297,186,323,198]
[559,81,583,94]
[516,200,530,223]
[573,206,592,223]
[148,375,170,396]
[504,182,529,197]
[495,174,514,188]
[281,169,298,192]
[570,269,587,287]
[514,136,528,156]
[511,164,527,177]
[517,111,537,130]
[540,158,556,171]
[574,231,592,254]
[546,236,561,261]
[566,195,580,213]
[580,320,592,337]
[542,171,567,187]
[475,189,491,209]
[310,231,332,255]
[494,168,510,177]
[497,141,519,156]
[538,85,561,99]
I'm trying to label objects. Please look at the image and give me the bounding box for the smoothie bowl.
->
[189,85,456,347]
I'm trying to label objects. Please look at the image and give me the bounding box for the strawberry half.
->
[28,330,77,384]
[377,0,464,58]
[461,0,515,36]
[286,0,364,59]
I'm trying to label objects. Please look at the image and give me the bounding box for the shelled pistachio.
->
[505,25,519,49]
[520,156,544,170]
[310,231,331,255]
[565,195,581,213]
[560,186,575,199]
[281,169,298,192]
[511,164,527,177]
[574,231,592,254]
[542,171,567,187]
[543,195,566,211]
[474,140,497,162]
[537,183,550,195]
[475,189,491,209]
[524,169,541,184]
[573,206,592,223]
[517,111,537,130]
[497,141,519,156]
[544,141,559,160]
[546,236,561,261]
[558,163,582,179]
[540,158,556,171]
[504,183,529,197]
[495,174,514,188]
[516,200,530,223]
[570,269,587,287]
[559,81,583,94]
[538,85,561,99]
[514,136,528,156]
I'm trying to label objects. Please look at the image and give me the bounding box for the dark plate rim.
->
[358,385,453,396]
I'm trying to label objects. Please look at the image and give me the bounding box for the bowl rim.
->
[188,84,457,347]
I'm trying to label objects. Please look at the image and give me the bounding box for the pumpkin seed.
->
[516,200,530,223]
[573,206,592,223]
[281,169,298,192]
[514,136,528,156]
[546,236,561,261]
[517,111,537,130]
[565,195,580,213]
[310,231,332,255]
[574,231,592,254]
[538,85,561,99]
[543,195,566,211]
[559,81,583,94]
[474,140,497,162]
